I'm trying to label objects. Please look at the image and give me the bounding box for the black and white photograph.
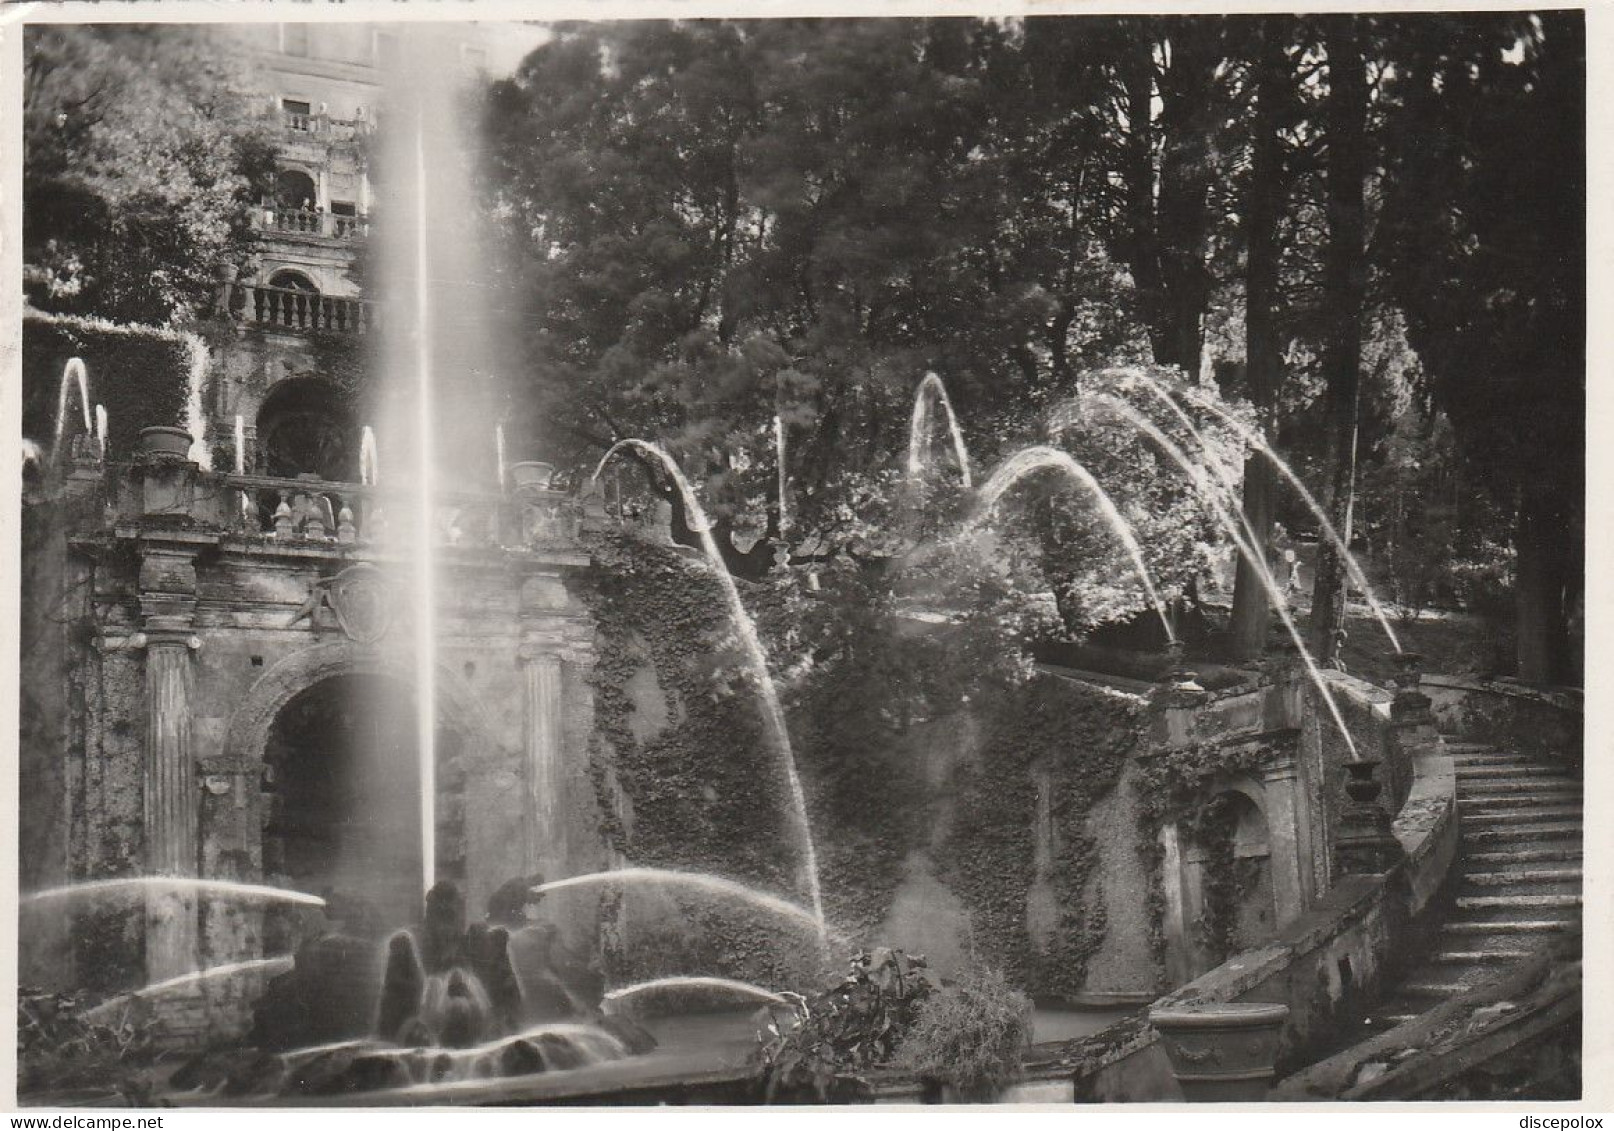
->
[10,3,1591,1111]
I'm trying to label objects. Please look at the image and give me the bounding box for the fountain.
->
[908,371,973,487]
[969,445,1176,645]
[591,441,827,940]
[1174,381,1404,651]
[360,425,380,487]
[531,867,839,941]
[1081,392,1360,758]
[51,357,92,468]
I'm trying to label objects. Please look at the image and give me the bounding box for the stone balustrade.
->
[204,472,580,553]
[283,112,369,141]
[257,207,368,241]
[236,285,373,335]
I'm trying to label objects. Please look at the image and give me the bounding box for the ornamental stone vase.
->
[508,461,556,491]
[1148,1001,1291,1102]
[137,426,195,461]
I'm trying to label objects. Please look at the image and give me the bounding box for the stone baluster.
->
[273,492,294,538]
[305,493,328,540]
[337,501,357,544]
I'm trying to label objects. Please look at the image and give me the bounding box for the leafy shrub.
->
[18,986,158,1100]
[896,967,1033,1102]
[753,948,936,1102]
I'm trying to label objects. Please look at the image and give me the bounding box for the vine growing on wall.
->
[584,526,1152,999]
[934,677,1143,999]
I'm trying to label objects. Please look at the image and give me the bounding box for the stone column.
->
[518,639,567,877]
[1258,756,1312,922]
[143,629,202,980]
[138,544,202,981]
[1158,824,1198,986]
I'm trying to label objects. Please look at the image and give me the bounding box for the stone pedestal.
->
[1335,760,1403,875]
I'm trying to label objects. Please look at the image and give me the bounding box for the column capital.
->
[144,628,204,653]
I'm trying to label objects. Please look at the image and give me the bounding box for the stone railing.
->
[1060,715,1457,1102]
[256,207,368,241]
[283,112,369,141]
[1419,674,1582,766]
[235,285,373,335]
[102,453,595,557]
[214,472,581,552]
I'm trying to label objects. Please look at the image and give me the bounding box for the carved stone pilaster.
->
[142,628,203,981]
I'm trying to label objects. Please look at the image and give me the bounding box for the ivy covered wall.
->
[23,313,197,461]
[582,529,1156,999]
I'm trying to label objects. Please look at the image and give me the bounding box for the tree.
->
[1228,18,1298,659]
[23,26,279,326]
[1376,13,1584,682]
[1306,16,1369,667]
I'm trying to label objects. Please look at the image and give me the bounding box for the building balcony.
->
[228,284,374,335]
[257,207,368,241]
[86,463,595,563]
[283,111,371,142]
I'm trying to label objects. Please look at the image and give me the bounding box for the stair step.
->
[1459,784,1583,801]
[1466,846,1583,865]
[1464,823,1583,845]
[1443,741,1499,752]
[1462,868,1582,887]
[1400,980,1476,999]
[1429,948,1534,964]
[1458,765,1574,780]
[1456,893,1581,911]
[1463,809,1582,829]
[1453,758,1540,772]
[1442,918,1578,935]
[1459,793,1582,810]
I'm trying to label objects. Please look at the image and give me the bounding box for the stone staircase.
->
[1366,739,1582,1030]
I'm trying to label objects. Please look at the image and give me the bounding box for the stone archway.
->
[222,641,493,768]
[1159,779,1280,982]
[222,642,496,930]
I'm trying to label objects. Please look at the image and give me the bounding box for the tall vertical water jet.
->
[412,106,438,900]
[907,372,973,487]
[969,445,1176,644]
[234,415,247,473]
[773,414,788,535]
[592,441,826,939]
[360,426,380,488]
[494,423,506,491]
[94,405,107,458]
[1083,393,1360,758]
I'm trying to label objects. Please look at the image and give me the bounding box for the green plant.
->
[753,948,936,1103]
[897,966,1034,1102]
[17,986,158,1100]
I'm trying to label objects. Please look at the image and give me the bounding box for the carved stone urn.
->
[508,460,556,492]
[1148,1001,1291,1101]
[137,425,195,461]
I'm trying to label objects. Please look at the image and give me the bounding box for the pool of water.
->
[148,1003,1138,1107]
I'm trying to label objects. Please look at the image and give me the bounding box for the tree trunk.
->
[1153,20,1222,376]
[1514,482,1572,684]
[1308,17,1367,669]
[1230,20,1290,661]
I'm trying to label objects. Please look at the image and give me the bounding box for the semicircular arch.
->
[223,640,496,767]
